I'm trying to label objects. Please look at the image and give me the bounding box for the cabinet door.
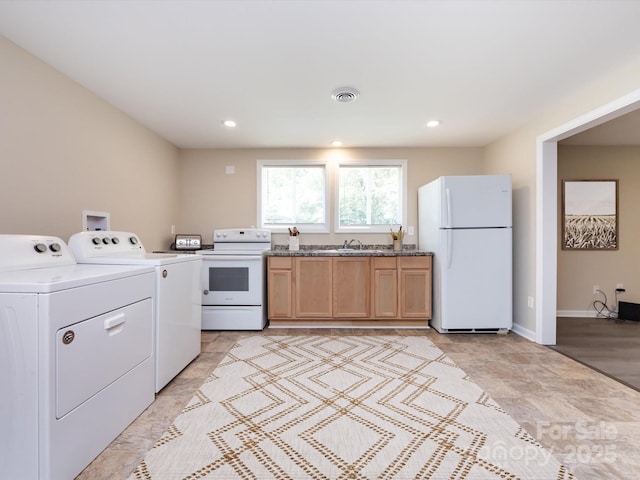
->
[399,257,432,318]
[333,257,370,318]
[372,257,397,318]
[295,257,333,318]
[267,257,293,319]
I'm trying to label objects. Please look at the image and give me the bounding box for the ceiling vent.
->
[331,87,360,103]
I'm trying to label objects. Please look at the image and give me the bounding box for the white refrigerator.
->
[418,175,512,333]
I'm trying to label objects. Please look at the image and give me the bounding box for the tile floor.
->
[77,328,640,480]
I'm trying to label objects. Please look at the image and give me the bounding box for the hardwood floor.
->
[553,316,640,391]
[77,328,640,480]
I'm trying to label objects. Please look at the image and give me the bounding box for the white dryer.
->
[68,231,202,392]
[0,234,155,480]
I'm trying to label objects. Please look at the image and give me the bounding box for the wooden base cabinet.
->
[398,256,432,318]
[267,257,293,319]
[267,255,431,325]
[294,257,333,318]
[333,257,370,318]
[371,257,398,318]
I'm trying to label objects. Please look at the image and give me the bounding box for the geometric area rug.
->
[128,336,575,479]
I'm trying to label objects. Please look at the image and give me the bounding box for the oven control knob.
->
[49,243,61,252]
[34,243,47,253]
[203,289,209,295]
[92,237,101,245]
[129,236,138,245]
[112,237,119,244]
[102,237,111,245]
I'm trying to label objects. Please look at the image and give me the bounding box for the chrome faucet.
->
[346,238,363,250]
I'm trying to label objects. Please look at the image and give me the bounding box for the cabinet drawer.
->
[398,256,431,269]
[373,257,396,269]
[269,256,292,269]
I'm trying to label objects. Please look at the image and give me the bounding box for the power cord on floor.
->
[593,289,626,322]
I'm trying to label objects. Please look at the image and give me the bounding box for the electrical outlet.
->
[593,285,599,294]
[408,226,414,236]
[171,225,176,235]
[527,296,534,309]
[617,283,624,289]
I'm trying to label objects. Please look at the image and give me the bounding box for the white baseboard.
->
[511,322,535,341]
[556,310,597,318]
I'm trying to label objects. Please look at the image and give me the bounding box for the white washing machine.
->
[68,231,202,392]
[0,234,155,480]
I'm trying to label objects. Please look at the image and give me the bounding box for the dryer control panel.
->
[68,231,146,258]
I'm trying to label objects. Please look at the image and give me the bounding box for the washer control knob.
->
[92,237,101,245]
[112,237,119,244]
[129,236,138,245]
[34,243,47,253]
[102,237,111,245]
[49,243,61,252]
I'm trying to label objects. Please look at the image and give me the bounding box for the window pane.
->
[339,166,401,227]
[262,166,325,225]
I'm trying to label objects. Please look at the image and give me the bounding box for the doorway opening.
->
[537,89,640,345]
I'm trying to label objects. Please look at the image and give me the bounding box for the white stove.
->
[200,228,271,330]
[68,231,202,392]
[0,234,155,480]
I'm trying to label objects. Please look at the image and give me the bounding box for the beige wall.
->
[0,36,180,251]
[5,29,640,340]
[484,127,539,333]
[177,147,485,247]
[484,56,640,336]
[557,146,640,313]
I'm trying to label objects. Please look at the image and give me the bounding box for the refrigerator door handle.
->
[446,229,453,269]
[445,187,452,228]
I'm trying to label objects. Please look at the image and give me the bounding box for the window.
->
[336,160,406,232]
[257,160,329,232]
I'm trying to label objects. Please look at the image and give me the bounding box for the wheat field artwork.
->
[562,180,618,250]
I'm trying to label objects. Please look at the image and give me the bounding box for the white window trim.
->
[257,159,330,233]
[334,159,407,233]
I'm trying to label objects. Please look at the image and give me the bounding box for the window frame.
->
[257,159,330,233]
[334,159,407,233]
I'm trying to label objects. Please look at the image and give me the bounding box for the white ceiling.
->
[1,0,640,149]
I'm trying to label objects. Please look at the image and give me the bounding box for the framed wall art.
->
[561,179,618,250]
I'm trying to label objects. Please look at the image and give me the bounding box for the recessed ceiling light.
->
[222,120,236,128]
[331,87,360,103]
[331,140,343,147]
[426,120,440,128]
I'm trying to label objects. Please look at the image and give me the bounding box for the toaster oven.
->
[174,234,202,251]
